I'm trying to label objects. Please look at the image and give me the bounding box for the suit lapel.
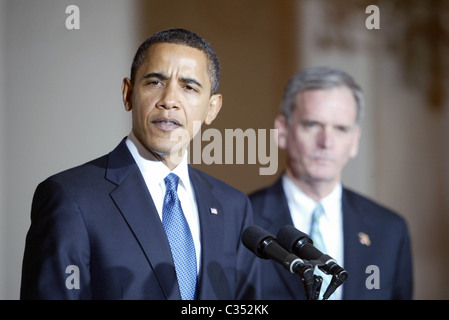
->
[188,168,225,299]
[341,188,369,299]
[259,177,308,299]
[106,139,180,299]
[259,177,293,230]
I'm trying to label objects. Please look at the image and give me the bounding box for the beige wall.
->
[374,53,449,299]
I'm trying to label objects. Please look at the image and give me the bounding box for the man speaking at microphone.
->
[249,67,413,300]
[21,28,259,300]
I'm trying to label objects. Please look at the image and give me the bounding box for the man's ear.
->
[122,77,133,111]
[204,94,222,125]
[274,114,288,150]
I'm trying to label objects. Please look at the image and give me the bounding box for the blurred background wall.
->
[0,0,136,299]
[0,0,448,299]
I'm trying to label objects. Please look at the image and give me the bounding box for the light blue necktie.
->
[309,203,332,299]
[310,203,326,253]
[162,173,197,300]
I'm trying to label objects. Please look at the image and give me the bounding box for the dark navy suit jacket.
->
[249,177,413,300]
[21,139,260,300]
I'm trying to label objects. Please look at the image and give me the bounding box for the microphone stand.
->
[322,273,347,300]
[291,260,319,300]
[306,259,348,300]
[306,259,330,300]
[309,275,322,300]
[293,258,323,300]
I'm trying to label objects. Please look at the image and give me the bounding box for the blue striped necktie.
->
[162,173,197,300]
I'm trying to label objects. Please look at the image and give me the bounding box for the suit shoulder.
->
[343,187,407,225]
[248,186,272,207]
[39,154,109,190]
[248,179,283,205]
[248,186,270,200]
[189,167,248,200]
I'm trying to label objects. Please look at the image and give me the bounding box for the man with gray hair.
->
[249,66,413,300]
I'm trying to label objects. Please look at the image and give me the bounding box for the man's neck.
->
[285,168,338,202]
[127,130,188,171]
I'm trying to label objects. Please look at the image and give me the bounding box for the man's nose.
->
[317,127,333,148]
[157,82,180,110]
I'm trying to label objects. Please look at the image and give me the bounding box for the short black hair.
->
[130,28,220,95]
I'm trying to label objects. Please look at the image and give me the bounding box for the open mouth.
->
[151,117,181,131]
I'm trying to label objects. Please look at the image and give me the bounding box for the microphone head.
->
[277,225,312,253]
[242,225,275,259]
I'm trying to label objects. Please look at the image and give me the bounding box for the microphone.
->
[277,225,349,299]
[242,225,315,295]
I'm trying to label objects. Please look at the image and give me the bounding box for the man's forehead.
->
[144,43,206,65]
[293,88,357,122]
[137,43,209,79]
[296,88,355,108]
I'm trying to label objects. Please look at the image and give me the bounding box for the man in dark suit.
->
[249,67,413,300]
[20,28,259,300]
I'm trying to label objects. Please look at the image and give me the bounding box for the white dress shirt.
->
[282,174,344,299]
[125,131,201,274]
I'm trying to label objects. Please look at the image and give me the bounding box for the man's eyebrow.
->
[300,119,321,124]
[142,72,168,80]
[180,77,203,89]
[141,73,203,89]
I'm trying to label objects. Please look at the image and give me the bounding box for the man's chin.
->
[137,140,185,161]
[308,170,338,184]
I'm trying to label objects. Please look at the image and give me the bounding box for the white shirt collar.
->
[283,174,342,219]
[282,174,343,237]
[320,182,342,223]
[125,131,192,195]
[283,175,316,218]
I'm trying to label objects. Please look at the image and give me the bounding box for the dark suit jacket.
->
[20,139,260,300]
[249,177,413,300]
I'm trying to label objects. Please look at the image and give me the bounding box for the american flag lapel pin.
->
[210,208,218,215]
[358,232,371,246]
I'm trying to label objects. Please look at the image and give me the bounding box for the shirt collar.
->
[125,131,191,192]
[320,183,342,221]
[283,175,316,216]
[282,174,342,220]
